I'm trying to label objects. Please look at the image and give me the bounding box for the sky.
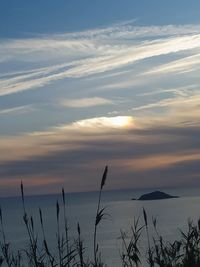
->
[0,0,200,196]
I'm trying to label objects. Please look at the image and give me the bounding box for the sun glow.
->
[73,116,134,129]
[107,116,134,128]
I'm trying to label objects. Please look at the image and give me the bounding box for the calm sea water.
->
[1,188,200,266]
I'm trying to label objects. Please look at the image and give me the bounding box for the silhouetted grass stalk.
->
[143,208,154,267]
[93,166,108,267]
[77,222,84,267]
[21,182,39,267]
[62,188,70,267]
[56,200,63,267]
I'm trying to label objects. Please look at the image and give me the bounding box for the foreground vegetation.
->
[0,167,200,267]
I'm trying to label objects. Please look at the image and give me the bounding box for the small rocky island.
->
[132,191,179,201]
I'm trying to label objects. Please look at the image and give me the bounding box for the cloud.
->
[0,121,199,195]
[0,100,200,196]
[0,116,135,162]
[131,88,200,113]
[115,151,200,172]
[60,97,113,108]
[0,105,34,115]
[1,23,200,96]
[71,116,134,129]
[138,85,197,97]
[1,22,200,195]
[144,53,200,76]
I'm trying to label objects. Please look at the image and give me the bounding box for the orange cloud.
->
[114,151,200,172]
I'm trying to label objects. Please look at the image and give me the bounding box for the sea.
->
[1,187,200,267]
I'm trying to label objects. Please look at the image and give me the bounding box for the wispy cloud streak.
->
[60,97,113,108]
[0,105,34,115]
[1,23,200,96]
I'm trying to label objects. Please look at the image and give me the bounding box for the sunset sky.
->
[0,1,200,196]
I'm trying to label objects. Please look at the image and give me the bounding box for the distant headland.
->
[132,191,179,201]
